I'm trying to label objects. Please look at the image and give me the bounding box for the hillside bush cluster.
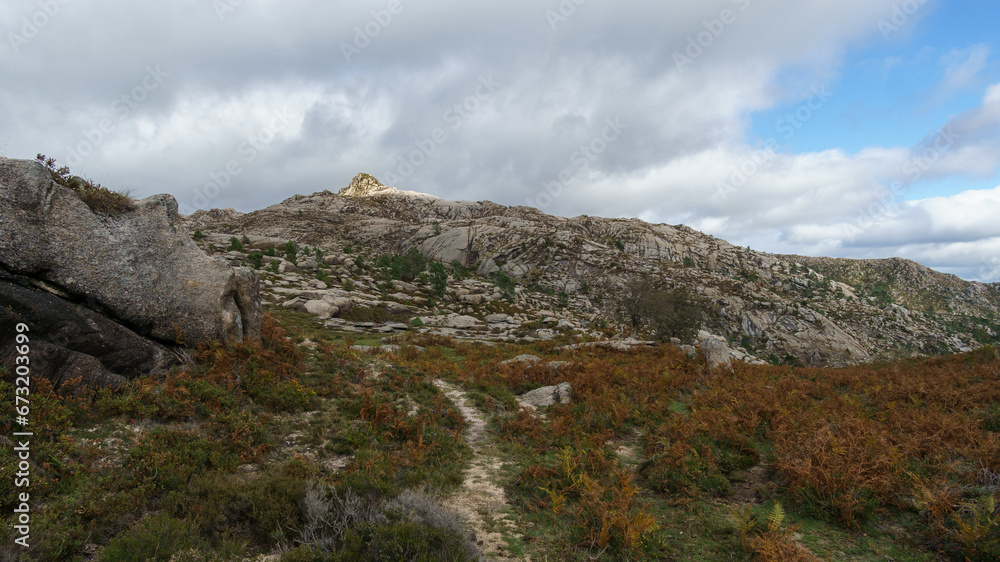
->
[0,314,475,560]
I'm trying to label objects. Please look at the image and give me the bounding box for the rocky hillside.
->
[185,174,1000,367]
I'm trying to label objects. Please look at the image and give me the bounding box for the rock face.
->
[0,280,175,388]
[339,173,390,197]
[186,173,1000,367]
[0,156,262,386]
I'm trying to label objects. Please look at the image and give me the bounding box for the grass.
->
[0,313,475,560]
[3,306,997,560]
[36,154,134,216]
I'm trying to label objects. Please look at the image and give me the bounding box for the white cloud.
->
[2,0,999,280]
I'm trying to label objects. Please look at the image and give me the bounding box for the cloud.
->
[2,0,998,280]
[934,43,992,99]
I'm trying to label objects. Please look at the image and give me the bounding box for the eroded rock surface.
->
[0,156,262,386]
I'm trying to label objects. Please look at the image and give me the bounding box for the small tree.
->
[428,261,449,297]
[285,241,298,264]
[602,276,708,342]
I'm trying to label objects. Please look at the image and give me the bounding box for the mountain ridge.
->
[185,173,1000,367]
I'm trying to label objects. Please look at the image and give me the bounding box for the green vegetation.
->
[428,261,449,297]
[450,259,470,281]
[601,276,710,342]
[285,241,299,265]
[5,297,998,560]
[0,315,474,560]
[227,236,245,252]
[394,338,1000,561]
[36,154,134,216]
[247,251,264,269]
[377,248,427,283]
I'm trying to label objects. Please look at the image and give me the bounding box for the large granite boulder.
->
[0,279,176,388]
[0,156,261,387]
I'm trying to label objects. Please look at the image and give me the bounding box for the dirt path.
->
[433,379,525,561]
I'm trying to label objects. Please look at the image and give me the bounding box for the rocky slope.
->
[184,174,1000,367]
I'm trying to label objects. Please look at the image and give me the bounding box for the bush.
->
[295,482,479,561]
[428,261,449,296]
[490,271,516,302]
[247,252,264,269]
[602,276,708,342]
[99,513,208,561]
[36,154,133,215]
[228,236,245,252]
[285,241,299,264]
[378,248,427,282]
[450,260,470,280]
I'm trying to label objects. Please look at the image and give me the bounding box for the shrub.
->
[193,230,204,240]
[601,276,708,342]
[378,248,427,282]
[450,260,469,280]
[428,261,449,296]
[247,252,264,269]
[36,154,134,215]
[99,513,208,561]
[228,236,245,252]
[490,271,516,302]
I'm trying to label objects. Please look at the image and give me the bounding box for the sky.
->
[2,0,999,282]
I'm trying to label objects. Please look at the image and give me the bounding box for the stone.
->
[0,157,260,347]
[701,335,734,372]
[322,295,353,314]
[500,354,543,366]
[445,315,482,329]
[304,300,337,319]
[518,382,572,410]
[0,280,176,388]
[0,157,263,388]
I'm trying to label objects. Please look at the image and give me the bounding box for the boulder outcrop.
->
[0,156,261,387]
